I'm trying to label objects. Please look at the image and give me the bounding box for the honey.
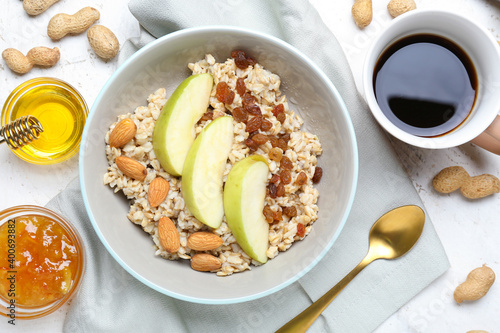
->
[0,214,79,307]
[1,77,88,164]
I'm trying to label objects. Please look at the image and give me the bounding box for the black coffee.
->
[373,34,477,137]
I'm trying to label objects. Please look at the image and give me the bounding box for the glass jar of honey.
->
[1,78,88,165]
[0,205,86,320]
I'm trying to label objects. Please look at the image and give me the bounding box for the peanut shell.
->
[87,25,119,60]
[352,0,372,28]
[47,7,100,40]
[460,174,500,199]
[387,0,416,18]
[2,48,33,74]
[23,0,60,16]
[432,166,470,193]
[454,265,495,303]
[26,46,60,67]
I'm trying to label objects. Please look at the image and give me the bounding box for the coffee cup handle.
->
[471,115,500,155]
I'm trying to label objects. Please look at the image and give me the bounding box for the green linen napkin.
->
[49,0,450,332]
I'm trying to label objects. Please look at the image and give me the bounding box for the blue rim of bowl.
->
[79,25,358,304]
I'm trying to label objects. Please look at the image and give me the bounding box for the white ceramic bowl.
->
[80,26,358,304]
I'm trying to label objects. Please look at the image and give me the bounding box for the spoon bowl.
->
[368,205,425,260]
[277,205,425,333]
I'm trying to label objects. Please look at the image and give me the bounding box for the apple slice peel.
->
[181,116,234,229]
[153,73,214,176]
[224,155,270,264]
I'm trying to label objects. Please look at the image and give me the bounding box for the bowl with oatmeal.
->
[80,26,358,304]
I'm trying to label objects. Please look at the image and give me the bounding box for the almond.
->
[148,177,170,208]
[158,216,180,253]
[187,232,223,251]
[109,118,136,148]
[115,156,147,181]
[191,253,221,272]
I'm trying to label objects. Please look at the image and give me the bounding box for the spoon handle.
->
[275,255,374,333]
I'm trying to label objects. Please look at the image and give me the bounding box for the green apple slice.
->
[153,73,213,176]
[182,116,234,229]
[223,155,269,263]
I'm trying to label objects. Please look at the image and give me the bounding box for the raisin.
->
[297,223,305,237]
[296,172,308,185]
[272,104,285,116]
[245,104,262,116]
[312,167,323,183]
[279,133,290,143]
[226,90,235,105]
[283,206,297,217]
[272,210,282,222]
[281,156,293,170]
[252,133,268,145]
[231,50,249,69]
[200,111,213,122]
[245,138,259,152]
[236,78,246,96]
[276,111,286,124]
[246,56,257,67]
[261,119,273,132]
[269,136,279,148]
[277,138,288,151]
[242,92,256,107]
[268,183,277,198]
[216,82,228,103]
[245,116,262,133]
[263,206,274,224]
[270,174,280,184]
[247,131,258,139]
[216,82,235,105]
[276,182,285,197]
[279,169,292,185]
[268,147,283,162]
[231,50,257,69]
[233,107,248,123]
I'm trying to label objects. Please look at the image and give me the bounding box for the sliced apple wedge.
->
[153,73,213,176]
[223,155,270,264]
[182,116,234,229]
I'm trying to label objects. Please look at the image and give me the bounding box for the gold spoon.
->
[276,205,425,333]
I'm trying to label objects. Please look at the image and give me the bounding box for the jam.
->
[0,215,79,307]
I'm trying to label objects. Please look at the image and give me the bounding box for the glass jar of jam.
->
[0,205,85,320]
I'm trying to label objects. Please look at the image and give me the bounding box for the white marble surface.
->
[1,0,499,332]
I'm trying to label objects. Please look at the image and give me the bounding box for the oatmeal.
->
[103,52,322,276]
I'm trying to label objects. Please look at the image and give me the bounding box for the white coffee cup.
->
[363,9,500,154]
